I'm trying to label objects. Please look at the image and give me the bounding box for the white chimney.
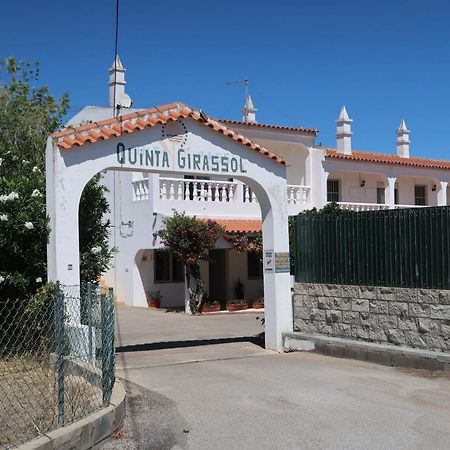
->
[109,55,132,109]
[336,106,352,155]
[242,95,257,123]
[396,119,410,158]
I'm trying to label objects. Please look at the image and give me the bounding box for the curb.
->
[283,332,450,371]
[17,380,126,450]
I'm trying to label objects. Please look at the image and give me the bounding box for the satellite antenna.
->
[116,91,132,108]
[227,79,249,102]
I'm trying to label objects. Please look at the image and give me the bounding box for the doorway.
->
[208,249,227,302]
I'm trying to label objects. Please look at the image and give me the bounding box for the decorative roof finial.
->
[336,105,352,155]
[242,95,257,123]
[108,55,132,110]
[396,119,410,158]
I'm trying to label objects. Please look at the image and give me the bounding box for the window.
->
[247,251,262,279]
[414,185,427,206]
[376,183,385,204]
[327,179,340,203]
[394,183,399,205]
[154,250,184,283]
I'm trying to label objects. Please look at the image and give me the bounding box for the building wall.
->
[227,251,264,302]
[326,170,440,206]
[293,283,450,353]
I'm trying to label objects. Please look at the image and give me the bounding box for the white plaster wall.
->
[395,176,438,206]
[227,251,264,302]
[327,171,387,203]
[323,159,449,207]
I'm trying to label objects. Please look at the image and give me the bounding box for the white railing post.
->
[386,177,396,209]
[438,181,448,206]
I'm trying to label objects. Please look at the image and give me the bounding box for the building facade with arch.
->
[56,57,450,317]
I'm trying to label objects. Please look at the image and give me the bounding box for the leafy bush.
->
[0,57,114,299]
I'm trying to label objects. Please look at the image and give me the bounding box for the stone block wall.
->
[293,283,450,353]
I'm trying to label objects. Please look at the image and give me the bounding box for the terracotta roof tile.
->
[325,148,450,171]
[219,119,319,135]
[201,218,262,234]
[52,102,287,166]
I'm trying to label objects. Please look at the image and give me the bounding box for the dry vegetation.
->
[0,358,102,449]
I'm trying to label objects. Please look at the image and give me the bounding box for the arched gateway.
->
[46,102,292,351]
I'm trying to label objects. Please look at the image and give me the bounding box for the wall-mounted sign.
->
[275,252,290,273]
[115,120,248,174]
[264,250,275,272]
[116,142,247,174]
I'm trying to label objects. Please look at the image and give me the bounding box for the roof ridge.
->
[218,118,319,134]
[325,148,450,170]
[51,102,289,166]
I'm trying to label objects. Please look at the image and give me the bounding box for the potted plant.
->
[147,290,162,308]
[201,299,221,313]
[253,297,264,309]
[226,298,248,312]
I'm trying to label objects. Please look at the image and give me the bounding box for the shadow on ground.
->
[116,334,265,353]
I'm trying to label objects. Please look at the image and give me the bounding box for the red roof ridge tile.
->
[199,218,262,233]
[324,148,450,171]
[218,119,319,135]
[52,102,288,167]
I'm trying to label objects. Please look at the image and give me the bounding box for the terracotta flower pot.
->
[226,303,248,312]
[148,299,161,308]
[201,304,221,313]
[253,301,265,309]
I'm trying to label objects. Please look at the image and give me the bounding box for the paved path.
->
[111,306,450,450]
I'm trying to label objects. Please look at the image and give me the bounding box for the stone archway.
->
[46,103,292,351]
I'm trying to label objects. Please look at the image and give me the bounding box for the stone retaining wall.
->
[293,283,450,353]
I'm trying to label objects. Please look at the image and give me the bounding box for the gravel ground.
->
[103,379,189,450]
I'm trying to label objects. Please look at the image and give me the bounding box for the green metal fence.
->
[294,206,450,289]
[0,282,115,449]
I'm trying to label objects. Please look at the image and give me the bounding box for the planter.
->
[226,303,248,312]
[252,301,265,309]
[201,304,221,313]
[147,299,161,308]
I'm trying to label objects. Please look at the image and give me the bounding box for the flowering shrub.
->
[156,211,225,313]
[0,57,114,299]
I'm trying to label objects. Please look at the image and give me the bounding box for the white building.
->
[67,58,450,309]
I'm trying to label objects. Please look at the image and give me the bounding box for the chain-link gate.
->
[0,283,115,449]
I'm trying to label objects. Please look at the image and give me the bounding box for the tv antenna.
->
[227,79,249,102]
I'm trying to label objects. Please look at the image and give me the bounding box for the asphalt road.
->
[107,307,450,450]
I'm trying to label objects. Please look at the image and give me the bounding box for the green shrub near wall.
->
[294,206,450,290]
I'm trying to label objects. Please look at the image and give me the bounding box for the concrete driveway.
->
[111,306,450,450]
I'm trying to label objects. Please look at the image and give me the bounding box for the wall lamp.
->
[360,179,366,188]
[432,184,437,191]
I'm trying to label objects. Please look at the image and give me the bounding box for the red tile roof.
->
[219,119,319,135]
[325,148,450,170]
[52,102,287,166]
[202,218,262,233]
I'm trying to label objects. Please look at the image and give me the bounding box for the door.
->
[209,249,227,302]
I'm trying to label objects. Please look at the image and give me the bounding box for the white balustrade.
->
[394,204,428,209]
[157,177,238,202]
[132,179,150,201]
[336,202,390,211]
[133,178,312,209]
[243,185,259,203]
[287,185,310,205]
[335,202,429,212]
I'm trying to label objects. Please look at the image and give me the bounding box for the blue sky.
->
[2,0,450,159]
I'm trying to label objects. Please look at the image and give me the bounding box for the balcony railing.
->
[159,178,237,202]
[337,202,390,211]
[336,202,429,212]
[132,177,311,209]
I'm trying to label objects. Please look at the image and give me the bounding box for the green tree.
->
[0,57,114,299]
